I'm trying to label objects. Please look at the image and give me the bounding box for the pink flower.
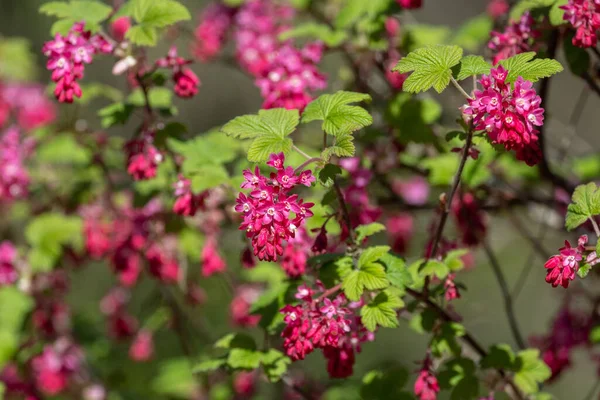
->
[414,357,439,400]
[192,3,234,61]
[173,68,200,98]
[488,12,540,64]
[125,131,163,181]
[462,66,544,166]
[201,238,226,276]
[281,244,307,278]
[146,245,180,283]
[444,274,460,301]
[561,0,600,48]
[110,17,131,42]
[487,0,509,18]
[451,192,487,247]
[31,339,83,396]
[386,214,414,254]
[323,344,355,378]
[0,241,18,286]
[544,236,587,288]
[173,176,203,216]
[0,126,33,202]
[233,371,257,396]
[129,330,154,362]
[230,285,261,327]
[392,176,430,205]
[397,0,423,8]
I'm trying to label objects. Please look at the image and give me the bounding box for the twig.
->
[428,128,474,259]
[292,145,313,161]
[589,217,600,237]
[450,76,473,100]
[295,157,323,173]
[333,180,354,242]
[482,242,526,350]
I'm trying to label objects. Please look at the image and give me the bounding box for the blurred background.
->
[1,0,599,398]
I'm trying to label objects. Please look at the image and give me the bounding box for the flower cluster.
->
[125,131,163,181]
[487,0,509,18]
[43,22,113,103]
[173,175,206,216]
[233,0,326,110]
[31,338,84,395]
[384,18,408,91]
[192,3,235,61]
[129,330,154,362]
[230,285,262,327]
[543,235,594,288]
[451,192,487,247]
[0,83,56,130]
[100,287,138,339]
[110,16,131,42]
[235,153,315,262]
[156,47,201,99]
[280,283,374,378]
[397,0,423,8]
[488,12,540,65]
[0,126,34,202]
[0,241,18,286]
[462,66,544,166]
[414,356,440,400]
[561,0,600,48]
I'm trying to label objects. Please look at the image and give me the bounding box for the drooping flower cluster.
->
[233,0,326,110]
[384,18,408,91]
[462,66,544,166]
[192,3,235,61]
[0,241,18,286]
[0,126,34,202]
[156,46,201,99]
[43,22,113,103]
[124,130,163,181]
[235,153,315,262]
[560,0,600,48]
[281,227,312,278]
[100,287,138,340]
[488,12,540,65]
[31,271,71,338]
[544,235,590,288]
[230,285,262,327]
[451,192,487,247]
[0,83,56,130]
[487,0,509,19]
[173,175,206,216]
[280,283,374,378]
[414,356,440,400]
[444,273,461,301]
[31,338,84,396]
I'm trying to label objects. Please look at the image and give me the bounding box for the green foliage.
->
[565,183,600,230]
[444,249,469,272]
[99,87,177,128]
[0,38,37,81]
[393,45,463,94]
[455,55,492,81]
[76,83,123,105]
[0,287,33,369]
[222,108,299,162]
[125,0,191,46]
[573,154,600,179]
[431,322,466,357]
[25,213,83,271]
[334,0,392,29]
[510,0,556,20]
[152,358,195,398]
[39,0,113,34]
[360,364,410,400]
[279,23,348,47]
[498,52,563,83]
[318,164,343,187]
[550,0,568,25]
[590,326,600,344]
[514,349,552,394]
[481,344,516,370]
[381,254,412,291]
[577,263,592,278]
[303,91,373,137]
[339,246,391,301]
[355,223,386,243]
[451,14,493,52]
[360,289,403,331]
[421,151,491,188]
[438,357,479,400]
[386,93,441,144]
[37,134,92,166]
[403,25,452,52]
[420,259,449,280]
[321,134,356,161]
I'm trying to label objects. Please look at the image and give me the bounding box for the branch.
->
[482,242,526,350]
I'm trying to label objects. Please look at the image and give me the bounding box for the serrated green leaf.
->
[126,25,158,46]
[189,165,229,193]
[480,344,516,370]
[394,45,463,93]
[381,254,412,290]
[438,358,479,400]
[222,108,299,163]
[318,164,342,186]
[385,93,440,144]
[321,134,356,160]
[214,333,256,350]
[499,52,563,83]
[444,249,469,271]
[358,246,391,268]
[227,348,263,370]
[565,183,600,230]
[193,357,228,373]
[451,14,493,52]
[131,0,190,26]
[356,223,386,243]
[550,0,568,25]
[431,322,466,357]
[577,263,592,278]
[262,349,291,382]
[360,290,403,331]
[360,365,410,400]
[420,259,449,279]
[334,0,391,28]
[510,0,555,19]
[39,0,112,23]
[98,102,135,128]
[279,23,348,47]
[514,349,551,394]
[456,55,491,81]
[302,91,372,137]
[342,252,390,301]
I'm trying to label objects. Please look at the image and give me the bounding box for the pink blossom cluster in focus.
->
[561,0,600,48]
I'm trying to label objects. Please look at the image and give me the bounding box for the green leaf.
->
[514,349,551,394]
[437,358,479,400]
[499,52,563,83]
[334,0,392,28]
[302,91,372,137]
[431,322,466,356]
[481,344,516,370]
[451,14,493,52]
[444,249,469,271]
[359,246,391,268]
[98,102,135,128]
[420,259,449,280]
[590,326,600,344]
[360,365,410,400]
[261,349,291,382]
[37,134,92,166]
[341,249,390,301]
[393,45,463,93]
[563,33,590,76]
[0,38,38,82]
[510,0,555,19]
[318,164,342,187]
[131,0,190,26]
[39,1,112,26]
[152,358,195,398]
[355,223,386,243]
[403,25,451,52]
[381,254,412,290]
[279,23,348,47]
[126,25,158,46]
[128,87,173,109]
[193,357,228,373]
[321,134,356,160]
[455,55,491,81]
[550,0,568,25]
[214,333,256,350]
[168,131,239,168]
[360,290,403,331]
[222,108,299,163]
[189,165,229,193]
[565,183,600,230]
[577,263,592,279]
[227,348,263,370]
[385,93,440,144]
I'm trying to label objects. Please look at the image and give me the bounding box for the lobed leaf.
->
[565,182,600,231]
[455,55,491,81]
[302,91,372,137]
[499,52,563,83]
[394,45,463,93]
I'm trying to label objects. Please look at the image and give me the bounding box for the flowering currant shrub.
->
[2,0,600,398]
